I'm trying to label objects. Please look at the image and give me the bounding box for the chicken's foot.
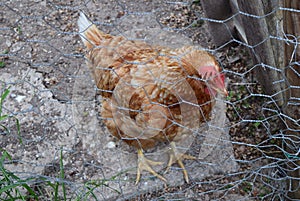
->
[136,149,166,184]
[165,142,196,183]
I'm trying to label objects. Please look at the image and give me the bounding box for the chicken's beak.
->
[217,88,228,97]
[210,85,228,97]
[211,73,228,97]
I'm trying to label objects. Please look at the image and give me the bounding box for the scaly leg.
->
[165,142,196,183]
[135,149,166,184]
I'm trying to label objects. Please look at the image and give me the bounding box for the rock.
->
[106,141,116,149]
[15,95,26,102]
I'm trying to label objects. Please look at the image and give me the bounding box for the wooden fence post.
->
[202,0,300,199]
[235,0,285,105]
[200,0,236,47]
[283,0,300,200]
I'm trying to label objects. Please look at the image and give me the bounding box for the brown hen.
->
[78,12,227,184]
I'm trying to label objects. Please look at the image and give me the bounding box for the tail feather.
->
[78,12,103,49]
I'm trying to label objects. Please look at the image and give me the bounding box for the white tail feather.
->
[78,12,93,42]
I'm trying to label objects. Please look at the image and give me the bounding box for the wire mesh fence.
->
[0,0,299,200]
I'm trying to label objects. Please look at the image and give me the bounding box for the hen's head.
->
[198,65,227,97]
[181,48,227,97]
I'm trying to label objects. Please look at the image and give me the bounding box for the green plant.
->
[0,149,39,200]
[0,87,124,200]
[0,149,69,200]
[241,181,253,193]
[32,149,68,201]
[75,168,128,201]
[57,149,66,200]
[0,88,10,121]
[253,121,261,128]
[0,87,21,143]
[226,90,234,101]
[0,87,34,200]
[15,26,22,34]
[0,50,9,68]
[0,61,5,68]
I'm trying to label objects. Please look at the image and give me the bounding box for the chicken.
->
[78,12,227,184]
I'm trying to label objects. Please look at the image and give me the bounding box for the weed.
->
[0,62,5,68]
[0,149,39,200]
[0,87,21,142]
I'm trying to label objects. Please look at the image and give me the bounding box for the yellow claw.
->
[165,142,197,183]
[135,149,167,184]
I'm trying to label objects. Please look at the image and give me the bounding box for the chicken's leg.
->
[165,142,196,183]
[136,149,167,184]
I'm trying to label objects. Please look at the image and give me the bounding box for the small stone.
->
[15,95,26,102]
[238,145,246,153]
[6,40,12,47]
[106,141,116,149]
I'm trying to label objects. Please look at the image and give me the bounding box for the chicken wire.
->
[0,0,299,200]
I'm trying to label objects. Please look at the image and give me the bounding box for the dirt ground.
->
[0,1,285,200]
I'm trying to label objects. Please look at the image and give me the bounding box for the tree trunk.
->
[283,0,300,200]
[200,0,237,47]
[236,0,285,106]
